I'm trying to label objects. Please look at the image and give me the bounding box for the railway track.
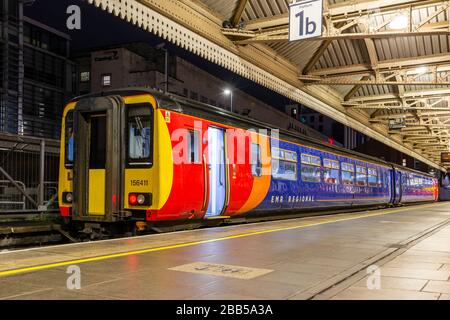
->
[0,211,74,250]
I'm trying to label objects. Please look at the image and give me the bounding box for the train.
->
[58,88,439,237]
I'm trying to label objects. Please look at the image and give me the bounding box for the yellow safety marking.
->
[0,202,446,278]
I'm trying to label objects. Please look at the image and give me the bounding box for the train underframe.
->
[62,201,414,240]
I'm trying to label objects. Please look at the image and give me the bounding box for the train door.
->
[73,96,123,221]
[87,114,107,215]
[205,127,227,217]
[393,169,402,204]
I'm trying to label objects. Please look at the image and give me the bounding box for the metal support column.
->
[1,0,9,133]
[17,0,24,135]
[164,48,169,93]
[39,139,45,207]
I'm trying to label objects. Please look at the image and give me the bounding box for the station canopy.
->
[87,0,450,171]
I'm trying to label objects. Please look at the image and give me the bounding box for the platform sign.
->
[289,0,323,41]
[441,152,450,163]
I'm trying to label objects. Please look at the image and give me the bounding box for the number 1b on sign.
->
[289,0,323,41]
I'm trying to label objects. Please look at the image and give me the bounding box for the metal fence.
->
[0,134,60,213]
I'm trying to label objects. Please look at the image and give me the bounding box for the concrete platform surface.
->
[0,202,449,300]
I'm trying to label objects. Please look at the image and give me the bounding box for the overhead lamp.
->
[223,89,234,112]
[388,14,408,30]
[415,66,428,74]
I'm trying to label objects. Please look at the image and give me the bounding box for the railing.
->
[0,134,60,217]
[0,179,26,211]
[0,180,59,212]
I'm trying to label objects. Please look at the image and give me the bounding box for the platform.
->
[0,202,450,300]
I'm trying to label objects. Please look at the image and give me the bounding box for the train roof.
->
[69,88,437,178]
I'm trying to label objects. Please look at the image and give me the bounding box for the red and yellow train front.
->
[58,93,175,223]
[58,92,272,226]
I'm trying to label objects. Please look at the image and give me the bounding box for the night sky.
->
[24,0,293,110]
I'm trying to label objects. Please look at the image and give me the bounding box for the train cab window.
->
[127,104,152,167]
[368,168,378,187]
[356,166,367,186]
[65,110,74,168]
[271,147,297,181]
[323,159,340,184]
[187,130,200,164]
[251,143,262,177]
[341,162,355,185]
[300,154,321,183]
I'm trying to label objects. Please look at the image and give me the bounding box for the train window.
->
[301,154,321,183]
[187,130,200,164]
[356,166,367,186]
[301,165,321,183]
[272,161,297,181]
[102,74,111,87]
[301,154,320,166]
[190,91,198,101]
[272,147,297,181]
[323,159,339,184]
[341,162,355,185]
[127,104,152,166]
[273,147,297,162]
[368,168,378,187]
[251,143,262,177]
[65,110,74,168]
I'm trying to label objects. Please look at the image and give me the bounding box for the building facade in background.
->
[1,0,76,140]
[74,42,330,143]
[286,104,366,150]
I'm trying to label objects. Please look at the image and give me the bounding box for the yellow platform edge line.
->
[0,202,446,278]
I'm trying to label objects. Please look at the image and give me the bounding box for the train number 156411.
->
[130,180,149,187]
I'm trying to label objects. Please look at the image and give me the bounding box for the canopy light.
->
[389,14,408,30]
[415,66,428,74]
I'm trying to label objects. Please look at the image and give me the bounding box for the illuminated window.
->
[356,166,367,186]
[127,104,152,166]
[301,154,321,183]
[80,71,90,82]
[65,110,74,168]
[187,130,200,164]
[251,143,262,177]
[323,159,340,184]
[102,74,111,86]
[341,162,355,185]
[272,147,297,181]
[368,168,378,187]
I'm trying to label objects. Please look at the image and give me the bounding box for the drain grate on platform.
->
[169,262,274,280]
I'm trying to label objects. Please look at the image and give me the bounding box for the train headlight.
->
[63,192,73,204]
[128,193,152,206]
[137,194,146,205]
